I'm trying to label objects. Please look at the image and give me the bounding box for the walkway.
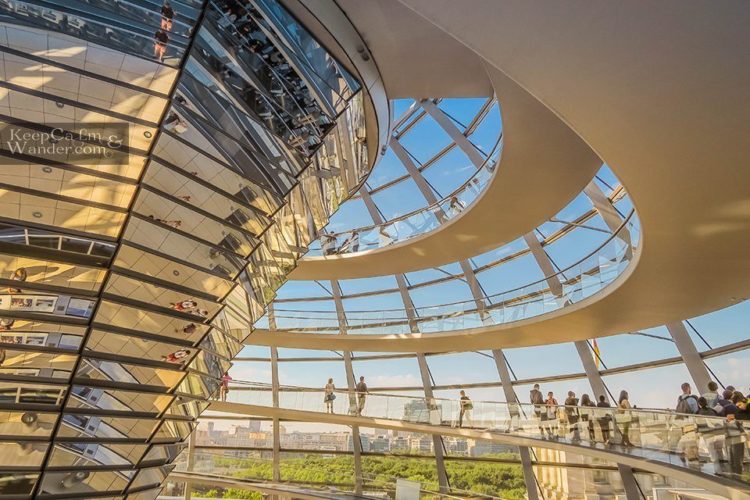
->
[208,396,750,500]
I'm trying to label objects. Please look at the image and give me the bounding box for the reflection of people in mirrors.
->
[170,300,197,312]
[153,30,169,61]
[161,1,175,31]
[163,112,188,134]
[8,268,27,293]
[148,215,182,228]
[176,323,197,335]
[174,95,191,110]
[0,318,14,331]
[161,349,191,364]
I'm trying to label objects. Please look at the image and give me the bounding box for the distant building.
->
[390,436,409,453]
[370,434,390,453]
[409,436,433,454]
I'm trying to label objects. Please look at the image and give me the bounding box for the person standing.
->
[321,234,337,256]
[702,381,721,409]
[324,378,336,413]
[596,395,612,443]
[718,390,739,417]
[355,376,368,416]
[579,394,596,441]
[544,391,559,439]
[617,390,634,447]
[458,390,473,428]
[694,397,726,467]
[530,384,545,435]
[726,393,748,476]
[676,382,699,414]
[564,391,580,442]
[530,384,544,431]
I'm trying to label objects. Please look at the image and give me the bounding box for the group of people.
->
[170,299,209,318]
[530,384,636,445]
[525,382,749,474]
[321,231,361,255]
[677,381,750,420]
[675,382,750,474]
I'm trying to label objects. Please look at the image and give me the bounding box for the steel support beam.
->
[667,321,712,393]
[331,280,364,494]
[359,187,385,224]
[421,99,486,169]
[394,274,449,493]
[617,463,642,500]
[491,349,541,500]
[183,432,196,500]
[574,340,611,403]
[270,345,281,483]
[390,137,440,205]
[523,232,563,296]
[524,231,610,402]
[416,353,451,493]
[268,306,282,483]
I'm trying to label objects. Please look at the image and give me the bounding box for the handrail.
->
[306,131,504,257]
[281,209,635,316]
[259,209,638,334]
[220,379,717,419]
[211,382,750,491]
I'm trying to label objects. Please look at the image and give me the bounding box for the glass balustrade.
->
[217,381,750,487]
[308,136,504,257]
[266,209,640,334]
